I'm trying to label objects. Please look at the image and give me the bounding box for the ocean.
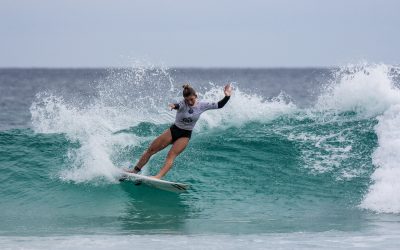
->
[1,65,400,249]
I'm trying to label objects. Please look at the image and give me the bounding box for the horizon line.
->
[0,65,335,70]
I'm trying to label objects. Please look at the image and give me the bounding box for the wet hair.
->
[182,84,197,98]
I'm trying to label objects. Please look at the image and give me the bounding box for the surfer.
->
[127,83,232,179]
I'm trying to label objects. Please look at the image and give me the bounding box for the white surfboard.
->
[120,172,189,193]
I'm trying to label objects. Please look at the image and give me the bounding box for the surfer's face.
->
[185,95,197,106]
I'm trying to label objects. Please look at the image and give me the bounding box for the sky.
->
[0,0,399,68]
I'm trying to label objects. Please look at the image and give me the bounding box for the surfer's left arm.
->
[201,84,232,111]
[217,84,232,108]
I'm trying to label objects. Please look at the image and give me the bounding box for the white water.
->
[316,64,400,117]
[360,104,400,213]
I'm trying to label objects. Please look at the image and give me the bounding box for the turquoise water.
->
[1,65,400,248]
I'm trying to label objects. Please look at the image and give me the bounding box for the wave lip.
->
[316,64,400,117]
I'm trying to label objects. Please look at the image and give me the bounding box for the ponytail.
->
[182,84,197,97]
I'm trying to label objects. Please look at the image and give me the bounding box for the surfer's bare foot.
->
[151,175,162,179]
[124,166,141,174]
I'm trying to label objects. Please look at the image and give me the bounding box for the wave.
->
[29,63,400,213]
[315,63,400,213]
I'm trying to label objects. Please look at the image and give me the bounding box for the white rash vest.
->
[174,100,218,130]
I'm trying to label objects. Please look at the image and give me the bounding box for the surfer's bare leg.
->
[128,129,172,173]
[153,137,189,179]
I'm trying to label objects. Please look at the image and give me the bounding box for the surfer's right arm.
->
[169,100,185,111]
[169,103,180,110]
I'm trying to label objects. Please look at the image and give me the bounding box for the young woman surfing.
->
[126,83,232,179]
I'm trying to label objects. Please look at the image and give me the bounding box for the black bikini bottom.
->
[170,124,192,143]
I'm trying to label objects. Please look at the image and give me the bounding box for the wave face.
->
[1,65,400,237]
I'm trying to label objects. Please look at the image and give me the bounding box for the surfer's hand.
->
[224,83,232,96]
[168,104,175,110]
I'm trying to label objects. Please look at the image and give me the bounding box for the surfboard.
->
[119,172,189,193]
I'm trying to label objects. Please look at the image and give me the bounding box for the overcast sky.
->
[1,0,399,68]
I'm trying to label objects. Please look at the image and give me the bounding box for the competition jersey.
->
[174,100,218,130]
